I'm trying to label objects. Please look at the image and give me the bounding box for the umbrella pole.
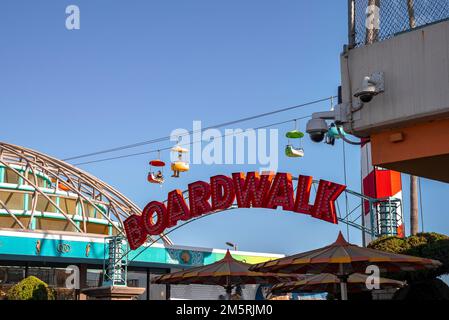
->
[224,275,232,300]
[226,285,232,300]
[338,263,348,300]
[339,276,348,300]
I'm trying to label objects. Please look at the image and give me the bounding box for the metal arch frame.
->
[0,141,173,245]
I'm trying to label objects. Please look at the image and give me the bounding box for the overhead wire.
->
[73,114,313,166]
[64,96,336,162]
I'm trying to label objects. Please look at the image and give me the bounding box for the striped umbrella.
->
[250,232,441,300]
[270,273,406,298]
[152,250,298,299]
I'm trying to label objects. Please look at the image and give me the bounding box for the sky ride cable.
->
[73,114,313,166]
[64,96,336,162]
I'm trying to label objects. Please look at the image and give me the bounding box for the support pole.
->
[407,0,416,29]
[225,285,232,300]
[340,278,348,300]
[407,0,419,238]
[339,264,348,300]
[365,0,380,44]
[348,0,356,48]
[410,175,419,235]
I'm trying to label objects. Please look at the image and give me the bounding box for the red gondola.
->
[148,159,165,184]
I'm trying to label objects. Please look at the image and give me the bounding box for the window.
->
[86,223,109,235]
[0,191,25,210]
[86,269,102,288]
[35,195,58,213]
[28,267,53,285]
[83,202,96,218]
[149,273,167,300]
[35,218,77,232]
[4,168,20,184]
[0,266,25,285]
[24,267,73,288]
[54,268,71,287]
[127,271,147,300]
[25,172,46,188]
[0,216,30,229]
[59,198,77,215]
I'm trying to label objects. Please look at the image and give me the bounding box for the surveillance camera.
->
[354,72,384,103]
[309,132,326,143]
[306,118,328,143]
[354,89,375,103]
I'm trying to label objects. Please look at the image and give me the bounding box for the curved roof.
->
[0,141,172,245]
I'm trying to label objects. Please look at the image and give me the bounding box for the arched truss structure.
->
[0,142,172,245]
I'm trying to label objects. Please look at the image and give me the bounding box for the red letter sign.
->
[124,215,146,250]
[167,190,191,228]
[311,180,346,224]
[125,172,348,250]
[142,201,168,236]
[232,172,273,208]
[294,175,313,215]
[265,173,295,211]
[188,181,212,217]
[210,175,235,211]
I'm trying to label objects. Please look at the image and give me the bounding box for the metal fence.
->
[350,0,449,47]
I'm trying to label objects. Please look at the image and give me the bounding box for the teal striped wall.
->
[0,232,280,268]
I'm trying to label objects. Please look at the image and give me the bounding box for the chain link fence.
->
[353,0,449,47]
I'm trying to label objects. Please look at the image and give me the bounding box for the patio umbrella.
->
[152,250,298,299]
[250,232,441,300]
[270,273,406,298]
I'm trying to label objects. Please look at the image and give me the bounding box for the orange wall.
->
[371,118,449,166]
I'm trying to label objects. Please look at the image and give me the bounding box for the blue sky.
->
[1,1,449,256]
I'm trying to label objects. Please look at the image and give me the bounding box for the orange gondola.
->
[58,182,70,191]
[52,177,70,191]
[170,146,189,178]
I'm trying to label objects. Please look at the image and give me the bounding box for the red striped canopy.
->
[270,273,405,295]
[250,232,442,275]
[152,250,298,287]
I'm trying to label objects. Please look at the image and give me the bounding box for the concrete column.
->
[410,175,419,235]
[77,264,88,300]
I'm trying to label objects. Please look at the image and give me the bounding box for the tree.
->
[369,232,449,280]
[368,232,449,300]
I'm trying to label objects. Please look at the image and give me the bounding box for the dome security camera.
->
[306,118,328,143]
[354,72,384,103]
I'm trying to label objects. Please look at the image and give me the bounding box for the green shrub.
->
[368,235,409,254]
[7,276,55,300]
[368,232,449,281]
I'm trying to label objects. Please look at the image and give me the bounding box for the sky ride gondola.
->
[171,145,189,178]
[147,152,166,184]
[50,177,71,191]
[285,120,305,158]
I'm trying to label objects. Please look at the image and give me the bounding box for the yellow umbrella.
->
[250,232,441,300]
[270,273,405,298]
[153,250,298,299]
